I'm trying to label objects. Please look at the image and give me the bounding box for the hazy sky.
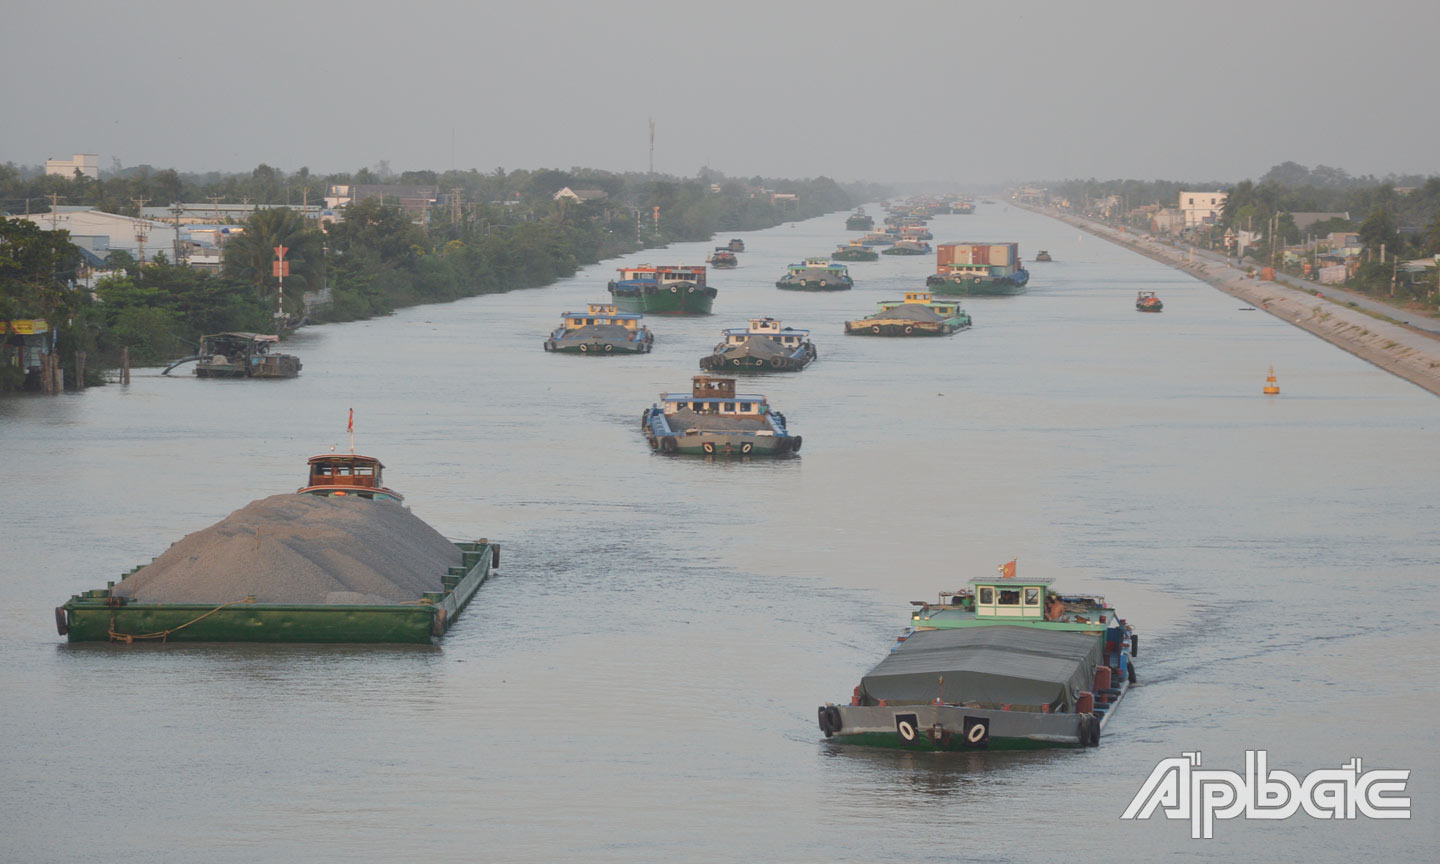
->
[3,0,1435,184]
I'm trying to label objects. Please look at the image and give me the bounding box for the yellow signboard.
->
[5,319,50,335]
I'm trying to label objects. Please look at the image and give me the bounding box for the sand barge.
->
[57,459,498,644]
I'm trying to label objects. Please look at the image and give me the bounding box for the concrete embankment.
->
[1028,207,1440,398]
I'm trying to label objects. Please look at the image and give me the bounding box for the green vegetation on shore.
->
[1042,163,1440,309]
[1,163,881,391]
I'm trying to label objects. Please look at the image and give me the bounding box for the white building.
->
[1179,190,1227,228]
[45,154,99,179]
[24,208,187,262]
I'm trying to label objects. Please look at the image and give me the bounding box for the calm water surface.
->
[3,205,1437,862]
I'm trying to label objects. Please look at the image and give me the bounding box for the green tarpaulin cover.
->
[859,626,1102,711]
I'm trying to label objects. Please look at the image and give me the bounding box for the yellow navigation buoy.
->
[1263,366,1280,395]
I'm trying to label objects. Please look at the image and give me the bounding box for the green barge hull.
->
[57,541,498,644]
[609,289,715,315]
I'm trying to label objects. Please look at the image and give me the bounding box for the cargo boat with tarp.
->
[607,265,716,315]
[544,304,654,354]
[776,257,854,291]
[882,240,932,256]
[708,248,739,269]
[642,376,801,456]
[699,318,816,372]
[858,232,896,247]
[844,291,971,336]
[164,332,302,378]
[56,447,497,644]
[817,562,1138,750]
[846,209,874,231]
[926,243,1030,295]
[833,240,879,262]
[727,238,746,253]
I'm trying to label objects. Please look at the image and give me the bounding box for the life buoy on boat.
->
[904,325,914,334]
[579,344,589,353]
[871,325,881,334]
[741,442,753,454]
[819,279,828,287]
[732,358,742,366]
[604,344,613,353]
[670,286,678,293]
[702,442,716,454]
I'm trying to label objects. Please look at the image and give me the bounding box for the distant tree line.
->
[1,162,882,390]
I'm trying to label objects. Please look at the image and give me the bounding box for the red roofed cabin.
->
[298,454,404,502]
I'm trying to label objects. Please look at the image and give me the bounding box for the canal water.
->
[3,204,1436,862]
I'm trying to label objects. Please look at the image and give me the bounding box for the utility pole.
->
[48,193,64,230]
[170,202,185,264]
[131,196,150,262]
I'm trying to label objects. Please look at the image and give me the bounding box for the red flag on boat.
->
[347,408,353,434]
[999,559,1017,579]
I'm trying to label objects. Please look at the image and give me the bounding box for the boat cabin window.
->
[978,587,994,605]
[674,401,687,410]
[739,402,751,412]
[998,589,1021,606]
[1024,588,1040,605]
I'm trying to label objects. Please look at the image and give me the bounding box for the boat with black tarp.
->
[817,563,1137,750]
[776,257,853,291]
[642,376,801,456]
[544,304,654,354]
[699,318,816,372]
[844,291,971,336]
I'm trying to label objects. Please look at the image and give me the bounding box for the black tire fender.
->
[1128,662,1137,685]
[55,606,68,636]
[491,544,500,568]
[818,706,834,737]
[791,435,802,452]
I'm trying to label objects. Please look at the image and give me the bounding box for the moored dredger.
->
[642,376,802,456]
[818,562,1138,750]
[543,304,654,354]
[699,318,817,372]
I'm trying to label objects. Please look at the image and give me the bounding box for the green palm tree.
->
[222,207,323,321]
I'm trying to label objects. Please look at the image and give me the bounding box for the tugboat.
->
[544,304,654,354]
[167,332,302,378]
[607,265,716,314]
[776,257,854,291]
[699,318,816,372]
[1135,291,1163,312]
[1035,250,1053,262]
[926,243,1030,296]
[844,291,971,336]
[708,248,739,269]
[881,240,932,256]
[642,376,801,456]
[728,238,746,253]
[298,453,405,502]
[817,562,1138,750]
[846,209,875,231]
[833,240,880,262]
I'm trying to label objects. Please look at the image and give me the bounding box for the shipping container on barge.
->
[817,563,1138,750]
[607,265,716,314]
[926,243,1030,295]
[55,452,497,644]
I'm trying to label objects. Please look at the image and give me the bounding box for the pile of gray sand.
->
[562,324,634,341]
[112,494,461,605]
[869,304,945,322]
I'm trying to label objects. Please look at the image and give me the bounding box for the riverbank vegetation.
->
[1043,163,1440,308]
[1,162,882,390]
